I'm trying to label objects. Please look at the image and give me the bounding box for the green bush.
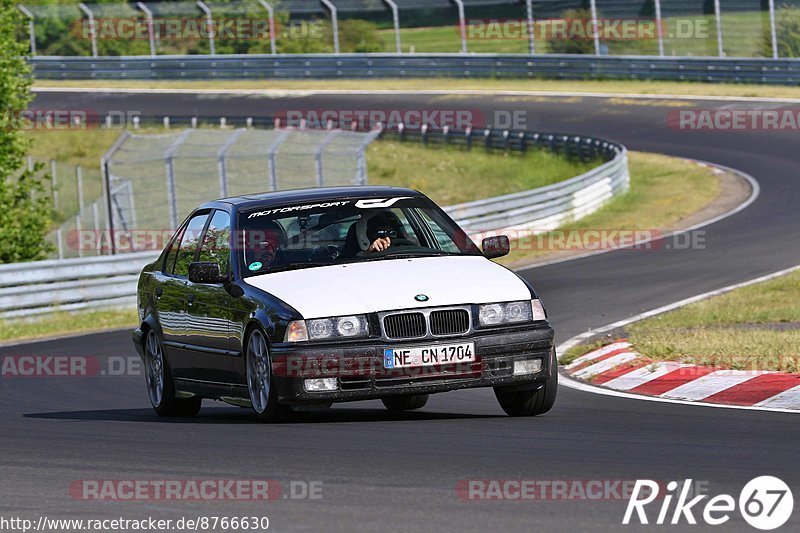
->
[0,0,52,263]
[545,8,597,55]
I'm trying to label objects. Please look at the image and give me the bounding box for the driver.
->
[249,221,285,269]
[365,211,402,253]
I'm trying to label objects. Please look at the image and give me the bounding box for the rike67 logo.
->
[623,477,793,530]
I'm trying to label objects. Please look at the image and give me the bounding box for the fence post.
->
[452,0,467,53]
[267,129,290,191]
[75,214,84,258]
[353,126,383,185]
[217,129,245,197]
[76,165,85,212]
[92,202,101,255]
[257,0,277,55]
[588,0,600,56]
[101,132,131,254]
[78,3,98,57]
[164,130,192,231]
[768,0,779,59]
[315,130,342,187]
[713,0,724,56]
[320,0,340,54]
[382,0,402,53]
[136,2,156,57]
[196,1,216,56]
[17,5,36,56]
[654,0,664,57]
[525,0,535,55]
[56,228,64,259]
[49,160,59,211]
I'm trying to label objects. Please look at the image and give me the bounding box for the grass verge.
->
[0,308,139,345]
[33,78,800,100]
[562,270,800,372]
[498,152,720,267]
[366,140,598,205]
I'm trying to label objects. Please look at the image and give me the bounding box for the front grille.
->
[429,309,469,336]
[383,312,426,339]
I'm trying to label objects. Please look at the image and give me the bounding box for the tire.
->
[246,328,292,422]
[381,394,429,411]
[494,349,558,417]
[144,329,202,417]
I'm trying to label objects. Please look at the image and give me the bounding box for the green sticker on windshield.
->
[248,261,263,271]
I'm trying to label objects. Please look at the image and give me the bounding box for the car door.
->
[183,209,239,384]
[159,211,210,380]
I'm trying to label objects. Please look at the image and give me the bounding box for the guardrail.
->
[0,128,627,319]
[30,54,800,85]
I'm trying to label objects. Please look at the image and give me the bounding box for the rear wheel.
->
[494,349,558,417]
[246,329,291,422]
[381,394,429,411]
[144,329,202,417]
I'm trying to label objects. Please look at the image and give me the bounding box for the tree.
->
[0,0,52,263]
[763,6,800,58]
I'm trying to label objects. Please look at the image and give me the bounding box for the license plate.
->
[383,342,475,369]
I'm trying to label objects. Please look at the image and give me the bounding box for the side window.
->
[163,226,185,274]
[417,209,460,253]
[198,210,231,275]
[172,212,210,277]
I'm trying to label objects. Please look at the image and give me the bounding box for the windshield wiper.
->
[261,262,331,273]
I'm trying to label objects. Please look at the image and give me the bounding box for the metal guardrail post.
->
[525,0,535,55]
[769,0,779,59]
[713,0,724,57]
[267,129,290,190]
[320,0,340,55]
[217,129,245,197]
[257,0,277,55]
[100,131,131,255]
[78,3,98,58]
[17,5,36,56]
[56,229,64,259]
[136,2,156,57]
[49,160,58,211]
[588,0,600,56]
[452,0,467,53]
[653,0,664,57]
[196,1,216,56]
[382,0,402,54]
[164,130,192,231]
[315,130,341,187]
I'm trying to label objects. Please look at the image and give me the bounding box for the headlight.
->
[285,315,369,342]
[478,300,534,327]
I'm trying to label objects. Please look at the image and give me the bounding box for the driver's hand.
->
[367,237,391,253]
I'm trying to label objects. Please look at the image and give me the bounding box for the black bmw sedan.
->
[132,186,556,421]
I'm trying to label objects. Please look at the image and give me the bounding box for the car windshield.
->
[238,196,482,277]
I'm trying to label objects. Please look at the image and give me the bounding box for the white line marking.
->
[30,87,800,104]
[755,384,800,409]
[572,352,637,379]
[661,370,769,401]
[516,160,760,270]
[565,341,630,369]
[602,362,685,390]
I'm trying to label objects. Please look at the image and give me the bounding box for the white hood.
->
[243,256,531,318]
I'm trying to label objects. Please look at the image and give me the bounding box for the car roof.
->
[201,186,426,212]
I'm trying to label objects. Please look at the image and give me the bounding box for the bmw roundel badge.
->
[415,294,429,302]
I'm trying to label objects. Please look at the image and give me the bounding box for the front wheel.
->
[494,350,558,417]
[381,394,429,411]
[144,329,202,417]
[246,328,291,422]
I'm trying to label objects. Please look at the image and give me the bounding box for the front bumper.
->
[269,325,555,404]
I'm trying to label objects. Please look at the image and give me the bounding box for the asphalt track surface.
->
[3,90,799,532]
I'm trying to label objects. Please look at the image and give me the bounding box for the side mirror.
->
[188,262,223,284]
[482,235,510,259]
